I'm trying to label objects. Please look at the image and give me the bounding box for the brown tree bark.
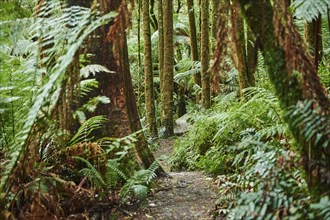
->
[87,0,157,168]
[211,0,221,95]
[200,0,210,108]
[143,0,158,137]
[158,0,164,126]
[162,0,174,137]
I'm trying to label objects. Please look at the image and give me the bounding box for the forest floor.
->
[136,138,220,220]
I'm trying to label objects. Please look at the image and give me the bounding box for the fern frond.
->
[80,79,99,97]
[286,100,330,148]
[292,0,330,22]
[80,64,114,78]
[106,159,128,181]
[74,156,106,189]
[69,115,107,145]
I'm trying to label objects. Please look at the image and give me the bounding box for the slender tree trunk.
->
[211,0,220,95]
[162,0,174,137]
[177,0,182,14]
[150,0,158,31]
[230,2,257,95]
[200,0,210,108]
[143,0,157,137]
[137,0,143,106]
[238,0,330,193]
[231,6,250,96]
[158,0,164,126]
[187,0,201,100]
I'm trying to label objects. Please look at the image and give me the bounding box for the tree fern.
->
[292,0,330,22]
[0,1,117,193]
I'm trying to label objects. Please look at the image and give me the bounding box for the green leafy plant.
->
[292,0,330,22]
[0,0,117,197]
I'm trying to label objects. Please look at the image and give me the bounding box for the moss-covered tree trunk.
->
[238,0,330,193]
[162,0,174,137]
[158,0,164,126]
[143,0,157,137]
[200,0,210,109]
[231,6,250,96]
[230,3,257,95]
[137,0,143,106]
[187,0,201,88]
[87,0,157,168]
[211,0,221,95]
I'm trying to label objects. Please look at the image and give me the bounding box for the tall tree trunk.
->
[143,0,157,137]
[211,0,221,95]
[305,16,323,72]
[200,0,210,108]
[88,0,157,168]
[162,0,174,137]
[231,6,250,96]
[187,0,201,100]
[238,0,330,193]
[137,0,143,106]
[158,0,164,126]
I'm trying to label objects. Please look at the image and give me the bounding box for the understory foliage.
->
[0,1,158,218]
[171,87,330,219]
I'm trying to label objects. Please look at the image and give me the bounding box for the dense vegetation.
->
[0,0,330,219]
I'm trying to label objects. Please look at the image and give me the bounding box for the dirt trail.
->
[142,138,219,220]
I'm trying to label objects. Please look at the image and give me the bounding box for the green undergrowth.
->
[171,87,330,219]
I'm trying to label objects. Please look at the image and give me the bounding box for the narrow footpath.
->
[142,138,219,220]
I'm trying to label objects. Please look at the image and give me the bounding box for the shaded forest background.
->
[0,0,330,219]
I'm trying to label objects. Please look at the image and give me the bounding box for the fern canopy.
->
[292,0,330,22]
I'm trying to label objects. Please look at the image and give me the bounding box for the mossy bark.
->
[162,0,174,137]
[143,0,157,137]
[238,0,330,193]
[88,1,157,168]
[200,0,210,109]
[211,0,221,95]
[231,3,257,96]
[158,0,164,126]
